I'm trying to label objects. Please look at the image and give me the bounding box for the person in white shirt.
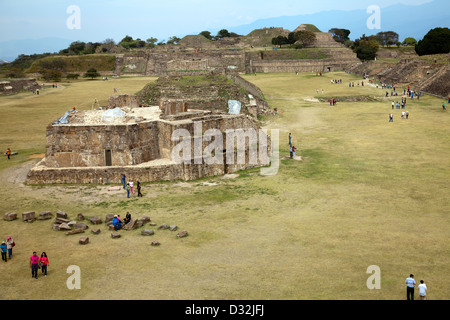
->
[418,280,427,300]
[405,274,416,300]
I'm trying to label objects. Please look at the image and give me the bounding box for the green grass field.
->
[0,72,448,300]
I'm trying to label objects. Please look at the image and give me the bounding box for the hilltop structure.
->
[108,24,359,76]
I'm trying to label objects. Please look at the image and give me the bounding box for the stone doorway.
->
[105,150,112,166]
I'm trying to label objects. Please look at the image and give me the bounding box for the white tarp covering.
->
[228,100,241,115]
[101,107,126,123]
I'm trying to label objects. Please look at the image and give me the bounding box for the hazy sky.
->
[0,0,433,43]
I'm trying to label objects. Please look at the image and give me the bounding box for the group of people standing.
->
[120,174,143,198]
[30,252,49,279]
[406,274,427,300]
[0,236,14,262]
[1,236,49,279]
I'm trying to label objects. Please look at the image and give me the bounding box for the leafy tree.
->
[167,36,181,45]
[83,42,101,54]
[103,38,115,45]
[287,32,297,45]
[329,28,351,43]
[352,34,380,60]
[84,68,100,80]
[199,31,212,40]
[294,30,317,47]
[376,31,399,46]
[402,37,417,46]
[68,41,86,54]
[415,28,450,56]
[121,35,133,43]
[271,35,288,47]
[216,29,231,39]
[146,37,158,47]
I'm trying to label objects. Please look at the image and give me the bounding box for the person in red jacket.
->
[6,148,11,160]
[39,252,49,277]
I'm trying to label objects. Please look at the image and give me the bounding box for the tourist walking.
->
[6,148,11,160]
[129,181,135,194]
[40,252,49,277]
[406,111,409,119]
[6,236,14,259]
[137,180,143,197]
[30,252,40,279]
[292,145,297,158]
[1,242,7,262]
[289,145,293,159]
[389,114,393,122]
[443,102,446,110]
[121,174,126,189]
[418,280,427,300]
[406,274,416,300]
[126,183,130,198]
[289,133,292,146]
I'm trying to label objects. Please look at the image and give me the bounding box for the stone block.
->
[105,214,114,223]
[140,216,151,224]
[56,210,68,219]
[22,211,35,221]
[124,218,139,230]
[58,223,72,231]
[111,232,121,239]
[38,211,52,220]
[141,229,154,236]
[4,213,17,221]
[66,228,84,235]
[88,216,102,225]
[91,228,101,235]
[177,230,188,238]
[73,222,89,230]
[79,236,89,245]
[55,217,70,224]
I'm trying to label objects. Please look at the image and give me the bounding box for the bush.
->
[290,43,304,50]
[84,68,100,80]
[66,73,79,80]
[41,69,62,81]
[415,28,450,56]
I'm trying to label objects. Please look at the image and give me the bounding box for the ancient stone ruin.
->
[27,75,272,184]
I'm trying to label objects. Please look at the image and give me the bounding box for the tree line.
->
[269,27,449,61]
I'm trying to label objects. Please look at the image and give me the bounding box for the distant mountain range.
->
[0,0,448,62]
[225,0,449,40]
[0,59,9,64]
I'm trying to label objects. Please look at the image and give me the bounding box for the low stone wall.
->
[251,58,356,73]
[0,78,40,94]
